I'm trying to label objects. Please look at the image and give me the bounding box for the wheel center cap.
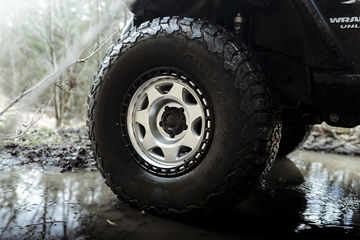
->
[165,115,177,128]
[160,106,187,138]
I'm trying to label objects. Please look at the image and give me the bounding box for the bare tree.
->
[0,0,130,139]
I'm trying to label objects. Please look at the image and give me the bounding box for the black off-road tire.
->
[87,17,281,216]
[278,125,311,157]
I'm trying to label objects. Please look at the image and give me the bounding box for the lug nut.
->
[165,106,170,111]
[170,134,175,138]
[159,121,163,127]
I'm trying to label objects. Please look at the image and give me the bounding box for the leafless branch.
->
[76,27,121,63]
[26,221,65,227]
[0,27,121,119]
[0,71,59,118]
[0,89,27,117]
[55,83,76,94]
[5,82,76,140]
[4,95,55,140]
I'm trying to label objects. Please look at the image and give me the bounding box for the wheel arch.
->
[126,0,348,69]
[125,0,356,126]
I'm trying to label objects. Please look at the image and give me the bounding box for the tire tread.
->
[87,17,281,216]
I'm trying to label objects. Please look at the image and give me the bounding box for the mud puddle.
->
[0,151,359,239]
[0,167,114,240]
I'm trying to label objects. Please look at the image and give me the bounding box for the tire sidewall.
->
[93,32,269,209]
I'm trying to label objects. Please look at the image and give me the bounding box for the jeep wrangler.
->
[87,0,360,215]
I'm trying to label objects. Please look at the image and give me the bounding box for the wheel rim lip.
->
[126,75,206,169]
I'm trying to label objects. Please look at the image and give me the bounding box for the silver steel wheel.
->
[126,73,210,170]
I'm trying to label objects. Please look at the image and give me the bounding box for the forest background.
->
[0,0,131,140]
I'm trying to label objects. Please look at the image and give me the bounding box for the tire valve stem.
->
[170,133,175,138]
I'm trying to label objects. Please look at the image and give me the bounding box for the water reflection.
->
[0,151,359,239]
[289,151,360,231]
[0,167,114,239]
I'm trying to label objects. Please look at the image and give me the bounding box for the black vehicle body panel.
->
[127,0,360,127]
[317,0,360,72]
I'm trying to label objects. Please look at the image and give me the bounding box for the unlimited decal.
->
[329,16,360,29]
[330,0,360,29]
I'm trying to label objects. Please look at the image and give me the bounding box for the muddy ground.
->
[0,128,96,172]
[1,123,359,173]
[0,125,360,239]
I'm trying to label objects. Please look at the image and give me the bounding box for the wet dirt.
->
[1,125,357,172]
[0,128,96,172]
[0,128,360,239]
